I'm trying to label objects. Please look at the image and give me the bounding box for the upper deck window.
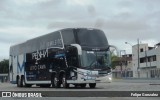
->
[76,29,108,47]
[61,30,76,45]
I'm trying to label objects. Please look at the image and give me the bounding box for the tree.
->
[0,59,9,73]
[110,51,119,69]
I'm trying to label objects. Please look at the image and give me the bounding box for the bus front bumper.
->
[95,74,112,83]
[67,74,112,84]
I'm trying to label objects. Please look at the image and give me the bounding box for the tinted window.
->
[61,30,76,45]
[25,31,63,53]
[76,29,108,47]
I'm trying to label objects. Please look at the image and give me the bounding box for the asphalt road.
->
[1,79,160,91]
[0,79,160,100]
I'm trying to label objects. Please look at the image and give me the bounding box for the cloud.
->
[0,43,10,61]
[13,0,52,5]
[47,17,153,40]
[0,26,51,44]
[0,0,6,10]
[67,0,93,6]
[1,0,160,60]
[87,5,96,17]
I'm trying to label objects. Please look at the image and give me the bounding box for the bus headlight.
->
[107,72,112,75]
[70,72,75,77]
[109,77,112,81]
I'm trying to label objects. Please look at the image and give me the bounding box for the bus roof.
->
[10,28,108,55]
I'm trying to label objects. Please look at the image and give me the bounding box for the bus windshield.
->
[80,50,111,69]
[76,29,108,47]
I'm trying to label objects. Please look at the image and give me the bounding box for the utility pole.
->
[125,39,140,78]
[137,38,140,78]
[124,50,127,78]
[119,50,123,78]
[119,50,126,78]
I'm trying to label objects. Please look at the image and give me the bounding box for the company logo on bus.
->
[32,49,48,64]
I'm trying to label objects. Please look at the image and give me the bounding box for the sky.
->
[0,0,160,60]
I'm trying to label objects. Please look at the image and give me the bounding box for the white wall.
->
[132,43,160,78]
[132,44,148,78]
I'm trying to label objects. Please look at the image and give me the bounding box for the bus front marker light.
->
[70,72,75,77]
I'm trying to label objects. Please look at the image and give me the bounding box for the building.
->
[112,54,133,78]
[132,43,160,78]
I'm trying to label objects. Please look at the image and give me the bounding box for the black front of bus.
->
[74,29,112,83]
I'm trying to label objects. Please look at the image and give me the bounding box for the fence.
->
[0,73,8,83]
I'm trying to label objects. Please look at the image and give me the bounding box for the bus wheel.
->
[22,76,32,87]
[80,84,86,88]
[74,84,78,88]
[89,83,96,88]
[17,77,21,87]
[54,76,61,88]
[51,74,55,88]
[21,76,25,87]
[62,75,69,88]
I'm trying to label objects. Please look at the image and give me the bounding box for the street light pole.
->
[125,39,140,78]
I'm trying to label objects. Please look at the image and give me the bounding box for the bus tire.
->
[17,76,21,87]
[89,83,96,88]
[80,84,86,88]
[21,76,25,87]
[51,74,55,88]
[53,75,61,88]
[22,76,32,87]
[62,75,69,88]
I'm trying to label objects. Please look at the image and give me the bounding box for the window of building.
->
[153,55,157,61]
[129,54,132,57]
[140,48,143,52]
[147,57,151,62]
[140,58,145,63]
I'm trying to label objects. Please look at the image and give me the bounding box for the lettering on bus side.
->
[30,65,47,71]
[46,39,62,48]
[39,39,62,50]
[32,49,48,63]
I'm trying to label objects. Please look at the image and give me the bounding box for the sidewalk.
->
[113,77,160,83]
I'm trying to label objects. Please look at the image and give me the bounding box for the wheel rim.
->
[54,77,58,86]
[22,78,25,87]
[18,78,21,86]
[62,77,66,87]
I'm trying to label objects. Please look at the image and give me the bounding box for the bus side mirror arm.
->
[109,45,119,57]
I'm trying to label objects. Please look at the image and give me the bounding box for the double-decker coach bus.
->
[9,28,112,88]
